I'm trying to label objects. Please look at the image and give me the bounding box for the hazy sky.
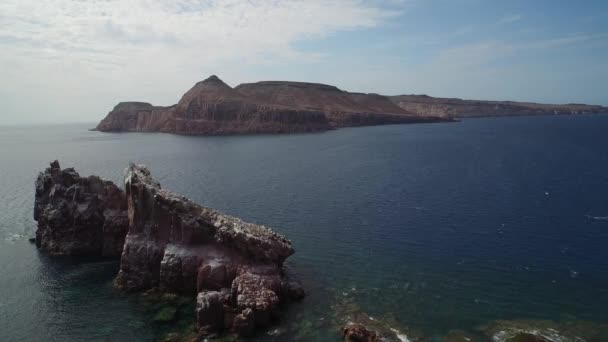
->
[1,0,607,124]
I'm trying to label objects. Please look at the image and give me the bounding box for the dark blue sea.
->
[1,115,607,341]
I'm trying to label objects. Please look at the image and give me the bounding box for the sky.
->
[0,0,607,125]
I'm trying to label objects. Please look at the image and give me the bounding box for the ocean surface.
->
[1,115,608,341]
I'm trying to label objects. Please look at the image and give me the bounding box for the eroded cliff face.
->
[116,163,304,336]
[390,94,608,118]
[33,161,128,256]
[95,102,176,132]
[95,75,449,135]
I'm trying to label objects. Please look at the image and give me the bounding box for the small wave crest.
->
[585,215,608,221]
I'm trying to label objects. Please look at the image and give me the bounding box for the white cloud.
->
[499,14,523,24]
[0,0,398,124]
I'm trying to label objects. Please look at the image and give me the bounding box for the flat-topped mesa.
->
[115,163,304,337]
[33,161,128,256]
[234,80,437,127]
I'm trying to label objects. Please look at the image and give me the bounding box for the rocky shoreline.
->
[33,161,304,339]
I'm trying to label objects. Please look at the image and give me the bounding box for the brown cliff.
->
[96,75,448,135]
[33,161,128,256]
[95,102,175,133]
[390,94,608,118]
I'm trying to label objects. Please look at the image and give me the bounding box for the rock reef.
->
[479,319,608,342]
[33,160,128,256]
[95,75,449,135]
[33,161,304,338]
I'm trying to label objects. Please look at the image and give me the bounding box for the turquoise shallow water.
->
[1,115,608,341]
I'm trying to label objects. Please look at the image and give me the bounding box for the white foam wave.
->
[585,215,608,221]
[390,328,411,342]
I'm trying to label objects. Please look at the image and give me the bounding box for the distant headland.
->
[95,75,607,135]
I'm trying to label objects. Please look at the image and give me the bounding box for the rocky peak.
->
[202,74,222,83]
[194,74,231,88]
[177,74,243,107]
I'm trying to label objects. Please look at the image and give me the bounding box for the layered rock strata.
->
[33,160,128,256]
[115,163,304,337]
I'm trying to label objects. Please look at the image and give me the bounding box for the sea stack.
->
[33,160,128,256]
[116,163,304,337]
[33,161,304,337]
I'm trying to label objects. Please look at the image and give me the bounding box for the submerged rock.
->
[343,322,378,341]
[506,333,551,342]
[442,329,479,342]
[115,163,305,337]
[332,293,419,342]
[154,306,178,323]
[33,160,128,256]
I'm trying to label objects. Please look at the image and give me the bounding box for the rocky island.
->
[33,161,304,338]
[95,75,607,136]
[95,75,449,135]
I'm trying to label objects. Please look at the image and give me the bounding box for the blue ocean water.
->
[0,115,607,341]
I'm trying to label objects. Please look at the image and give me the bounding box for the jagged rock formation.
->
[96,75,448,135]
[33,160,128,256]
[116,163,304,337]
[390,94,608,118]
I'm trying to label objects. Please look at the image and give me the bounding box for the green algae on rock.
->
[154,307,177,323]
